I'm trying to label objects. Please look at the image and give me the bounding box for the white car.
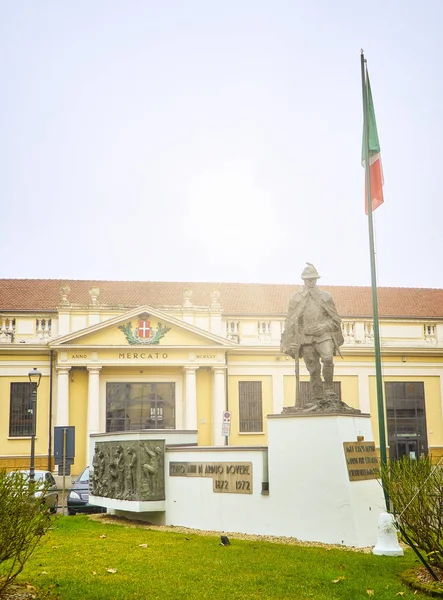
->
[9,470,59,514]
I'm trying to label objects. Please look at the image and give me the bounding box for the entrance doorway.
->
[396,439,419,460]
[385,382,428,460]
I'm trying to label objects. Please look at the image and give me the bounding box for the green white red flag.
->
[362,75,384,214]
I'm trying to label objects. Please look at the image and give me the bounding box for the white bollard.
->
[373,512,404,556]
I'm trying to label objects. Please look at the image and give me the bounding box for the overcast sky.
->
[1,1,441,288]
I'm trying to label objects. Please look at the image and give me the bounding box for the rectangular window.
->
[9,382,35,437]
[106,382,175,432]
[299,381,341,406]
[239,381,263,433]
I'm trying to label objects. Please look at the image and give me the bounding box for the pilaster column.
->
[55,367,70,426]
[212,367,226,446]
[87,367,102,465]
[184,367,198,431]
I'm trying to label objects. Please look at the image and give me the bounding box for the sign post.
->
[54,426,75,515]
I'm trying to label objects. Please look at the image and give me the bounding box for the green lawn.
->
[11,516,432,600]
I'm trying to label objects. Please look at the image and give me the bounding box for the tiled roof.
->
[0,279,442,319]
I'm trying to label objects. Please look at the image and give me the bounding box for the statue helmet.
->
[301,262,320,280]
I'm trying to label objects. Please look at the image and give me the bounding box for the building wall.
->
[1,299,443,475]
[3,356,443,471]
[0,360,51,471]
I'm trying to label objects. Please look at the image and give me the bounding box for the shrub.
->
[0,470,54,594]
[382,456,443,568]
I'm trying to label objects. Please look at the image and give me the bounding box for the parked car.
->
[67,466,106,515]
[8,470,58,514]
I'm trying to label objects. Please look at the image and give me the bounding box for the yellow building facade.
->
[1,280,442,474]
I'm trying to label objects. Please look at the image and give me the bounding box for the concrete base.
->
[90,496,166,513]
[267,412,386,547]
[88,414,386,548]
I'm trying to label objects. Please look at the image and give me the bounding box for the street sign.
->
[54,426,75,476]
[222,411,231,436]
[54,426,75,462]
[222,422,231,436]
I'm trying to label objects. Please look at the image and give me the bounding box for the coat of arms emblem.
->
[118,317,170,345]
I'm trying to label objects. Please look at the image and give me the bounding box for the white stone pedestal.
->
[267,412,386,547]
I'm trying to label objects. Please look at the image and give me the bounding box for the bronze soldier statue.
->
[281,263,346,408]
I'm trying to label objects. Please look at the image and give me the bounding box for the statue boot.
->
[311,377,324,401]
[322,365,337,400]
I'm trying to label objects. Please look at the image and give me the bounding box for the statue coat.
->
[281,287,344,358]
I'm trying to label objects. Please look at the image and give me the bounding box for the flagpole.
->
[360,51,388,475]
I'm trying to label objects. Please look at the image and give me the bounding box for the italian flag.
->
[362,76,384,214]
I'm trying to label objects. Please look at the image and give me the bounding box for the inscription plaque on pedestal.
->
[343,441,380,481]
[169,461,253,494]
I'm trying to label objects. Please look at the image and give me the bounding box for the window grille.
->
[9,382,35,436]
[239,381,263,432]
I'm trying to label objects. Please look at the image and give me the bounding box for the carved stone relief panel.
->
[91,440,165,501]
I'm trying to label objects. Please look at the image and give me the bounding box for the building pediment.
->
[49,305,233,349]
